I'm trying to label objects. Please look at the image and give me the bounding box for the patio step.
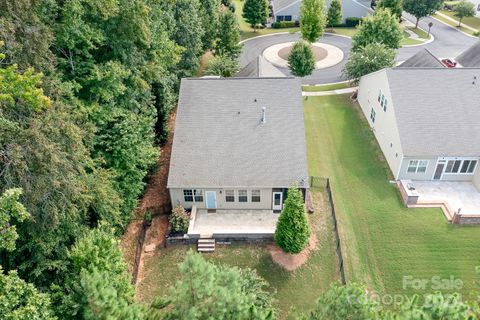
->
[197,238,215,252]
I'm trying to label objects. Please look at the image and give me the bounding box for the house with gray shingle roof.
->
[167,77,308,223]
[357,67,480,188]
[235,56,286,78]
[398,48,445,68]
[456,41,480,68]
[271,0,372,23]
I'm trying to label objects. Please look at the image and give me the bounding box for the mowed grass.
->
[302,82,352,92]
[137,190,339,319]
[304,94,480,300]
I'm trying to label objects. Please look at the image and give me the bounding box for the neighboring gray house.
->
[357,68,480,188]
[235,56,286,78]
[398,48,445,68]
[456,41,480,67]
[167,77,308,215]
[271,0,372,23]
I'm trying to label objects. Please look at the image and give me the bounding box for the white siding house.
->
[357,68,480,188]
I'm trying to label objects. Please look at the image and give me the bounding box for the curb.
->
[401,32,435,47]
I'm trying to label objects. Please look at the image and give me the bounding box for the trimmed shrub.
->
[345,17,361,27]
[274,187,311,253]
[272,21,297,28]
[288,40,315,77]
[170,205,190,234]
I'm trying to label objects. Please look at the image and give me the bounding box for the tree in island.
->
[300,0,325,42]
[343,43,395,83]
[242,0,269,32]
[403,0,443,28]
[326,0,343,28]
[454,0,476,27]
[288,41,316,77]
[274,186,311,253]
[351,8,403,51]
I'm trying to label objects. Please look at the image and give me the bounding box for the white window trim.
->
[238,190,248,203]
[251,190,261,202]
[442,158,478,175]
[407,160,429,174]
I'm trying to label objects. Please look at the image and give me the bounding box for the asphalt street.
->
[239,13,478,84]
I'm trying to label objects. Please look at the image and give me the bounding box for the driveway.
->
[240,13,477,84]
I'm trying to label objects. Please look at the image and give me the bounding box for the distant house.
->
[167,77,308,218]
[235,56,286,78]
[397,48,445,68]
[456,41,480,67]
[271,0,372,23]
[357,68,480,186]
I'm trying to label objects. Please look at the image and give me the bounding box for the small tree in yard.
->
[153,251,274,319]
[170,205,190,233]
[274,186,311,253]
[242,0,269,32]
[375,0,403,19]
[288,41,316,77]
[204,54,240,77]
[326,0,342,28]
[403,0,443,28]
[454,1,476,27]
[351,8,403,51]
[343,43,395,83]
[300,0,325,42]
[215,9,242,58]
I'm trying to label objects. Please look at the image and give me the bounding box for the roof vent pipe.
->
[261,107,266,124]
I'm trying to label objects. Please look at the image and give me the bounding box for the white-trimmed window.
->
[183,190,193,202]
[183,189,203,202]
[378,90,382,102]
[238,190,248,202]
[407,160,429,173]
[225,190,235,202]
[370,108,376,123]
[445,159,477,174]
[251,190,261,202]
[383,99,387,112]
[194,189,203,202]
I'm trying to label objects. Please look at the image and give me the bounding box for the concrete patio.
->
[398,180,480,223]
[188,209,279,238]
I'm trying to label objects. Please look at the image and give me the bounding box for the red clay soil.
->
[120,112,176,274]
[269,234,318,271]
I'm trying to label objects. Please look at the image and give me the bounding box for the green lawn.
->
[137,190,339,319]
[439,9,480,30]
[304,94,480,300]
[302,82,352,92]
[433,13,479,36]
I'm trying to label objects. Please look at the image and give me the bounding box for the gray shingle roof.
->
[456,41,480,67]
[386,68,480,157]
[235,56,286,78]
[398,49,445,68]
[167,77,308,188]
[272,0,300,13]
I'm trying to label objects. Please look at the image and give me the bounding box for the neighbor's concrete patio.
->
[399,180,480,221]
[188,208,279,237]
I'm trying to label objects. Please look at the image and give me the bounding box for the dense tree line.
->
[0,0,240,317]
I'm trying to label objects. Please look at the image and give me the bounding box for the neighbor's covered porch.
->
[186,206,279,238]
[398,180,480,223]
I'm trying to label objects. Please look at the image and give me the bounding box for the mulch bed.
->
[278,45,328,62]
[269,234,318,271]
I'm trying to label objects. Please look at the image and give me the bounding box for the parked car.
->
[441,58,457,68]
